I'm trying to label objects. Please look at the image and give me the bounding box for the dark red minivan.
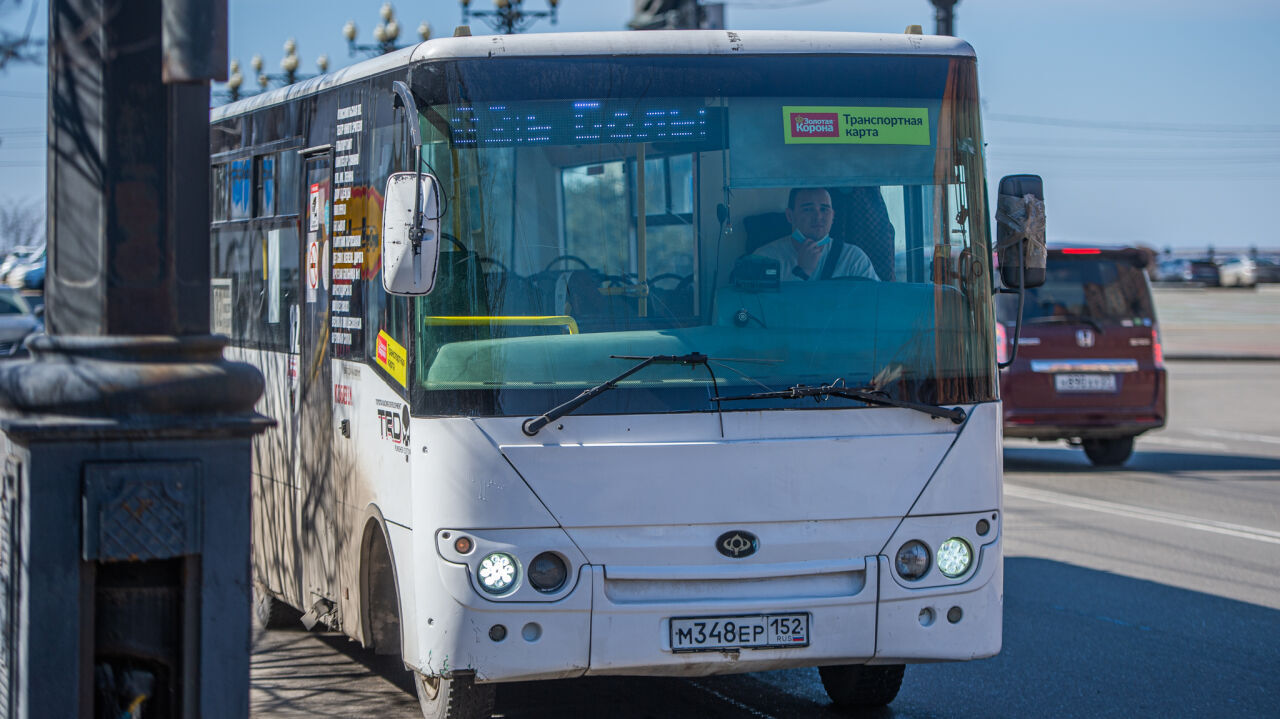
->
[997,246,1167,466]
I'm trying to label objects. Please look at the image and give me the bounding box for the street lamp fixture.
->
[344,2,432,57]
[226,59,244,102]
[461,0,559,35]
[248,38,327,92]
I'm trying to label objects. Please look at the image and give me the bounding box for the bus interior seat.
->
[831,186,896,282]
[742,211,792,255]
[647,273,695,318]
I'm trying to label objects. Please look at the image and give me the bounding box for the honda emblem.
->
[1076,329,1095,348]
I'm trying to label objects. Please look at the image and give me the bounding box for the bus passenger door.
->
[297,149,340,621]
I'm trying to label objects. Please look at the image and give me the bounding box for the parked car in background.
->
[998,245,1167,467]
[0,286,43,358]
[1217,254,1257,288]
[1188,258,1221,285]
[1154,257,1192,282]
[18,259,43,291]
[0,246,41,286]
[1252,256,1280,283]
[5,246,46,291]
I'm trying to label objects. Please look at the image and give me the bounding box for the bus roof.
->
[211,30,974,122]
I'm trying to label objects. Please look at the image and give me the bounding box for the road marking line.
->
[1191,428,1280,445]
[687,680,778,719]
[1005,484,1280,546]
[1138,435,1228,451]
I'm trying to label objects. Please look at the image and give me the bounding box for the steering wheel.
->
[600,273,635,288]
[542,255,591,273]
[477,255,511,274]
[440,232,468,253]
[648,272,686,287]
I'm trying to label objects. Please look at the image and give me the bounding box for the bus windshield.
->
[405,54,995,418]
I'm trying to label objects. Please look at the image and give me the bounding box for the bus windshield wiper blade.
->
[714,383,967,424]
[1025,314,1104,334]
[522,353,710,436]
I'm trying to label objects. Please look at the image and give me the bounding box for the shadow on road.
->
[1004,445,1280,476]
[253,563,1280,718]
[889,557,1280,718]
[252,627,420,718]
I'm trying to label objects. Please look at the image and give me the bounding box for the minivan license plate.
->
[669,613,809,652]
[1054,373,1117,392]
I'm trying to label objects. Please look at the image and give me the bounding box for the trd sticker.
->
[376,398,411,455]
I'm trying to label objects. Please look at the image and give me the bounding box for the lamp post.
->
[226,58,244,102]
[248,38,328,92]
[344,1,432,57]
[461,0,560,35]
[929,0,959,36]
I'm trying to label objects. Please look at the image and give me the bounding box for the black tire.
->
[1082,436,1135,466]
[253,581,302,630]
[415,672,496,719]
[819,663,905,710]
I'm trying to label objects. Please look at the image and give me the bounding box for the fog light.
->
[895,540,931,580]
[528,552,568,593]
[937,538,973,578]
[478,552,518,594]
[454,536,473,554]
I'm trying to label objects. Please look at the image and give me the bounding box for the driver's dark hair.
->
[788,187,829,210]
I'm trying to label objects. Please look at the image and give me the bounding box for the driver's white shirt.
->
[753,236,880,281]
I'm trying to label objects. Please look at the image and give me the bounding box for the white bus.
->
[211,29,1014,718]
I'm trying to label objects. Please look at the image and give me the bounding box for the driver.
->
[753,187,880,282]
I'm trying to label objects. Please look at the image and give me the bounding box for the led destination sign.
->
[443,99,722,147]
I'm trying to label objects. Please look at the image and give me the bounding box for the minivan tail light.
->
[1061,248,1101,255]
[1152,326,1164,368]
[995,322,1009,365]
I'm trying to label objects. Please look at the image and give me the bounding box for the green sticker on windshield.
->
[783,106,930,145]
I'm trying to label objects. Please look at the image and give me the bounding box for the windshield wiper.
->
[714,382,967,424]
[1025,314,1104,334]
[522,353,711,436]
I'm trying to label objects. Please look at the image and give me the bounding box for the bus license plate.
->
[1054,373,1117,393]
[669,613,809,652]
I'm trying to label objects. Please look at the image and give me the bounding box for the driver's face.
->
[786,189,834,242]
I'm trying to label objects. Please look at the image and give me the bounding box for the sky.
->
[2,0,1278,251]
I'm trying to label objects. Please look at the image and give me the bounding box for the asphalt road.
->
[252,358,1280,719]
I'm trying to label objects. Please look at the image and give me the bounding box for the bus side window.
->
[365,79,414,389]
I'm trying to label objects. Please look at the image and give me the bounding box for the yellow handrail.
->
[423,315,579,335]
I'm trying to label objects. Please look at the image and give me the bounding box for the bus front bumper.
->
[424,547,1002,683]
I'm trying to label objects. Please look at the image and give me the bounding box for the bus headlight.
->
[528,552,568,593]
[478,552,519,594]
[936,538,973,578]
[895,540,931,580]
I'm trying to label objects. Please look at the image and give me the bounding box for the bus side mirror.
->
[381,171,441,296]
[995,174,1047,289]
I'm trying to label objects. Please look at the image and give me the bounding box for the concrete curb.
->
[1165,354,1280,362]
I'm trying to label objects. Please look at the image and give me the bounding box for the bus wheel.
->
[414,672,495,719]
[1082,436,1135,466]
[818,664,904,709]
[253,581,301,630]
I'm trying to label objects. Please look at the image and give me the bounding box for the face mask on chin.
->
[793,229,832,247]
